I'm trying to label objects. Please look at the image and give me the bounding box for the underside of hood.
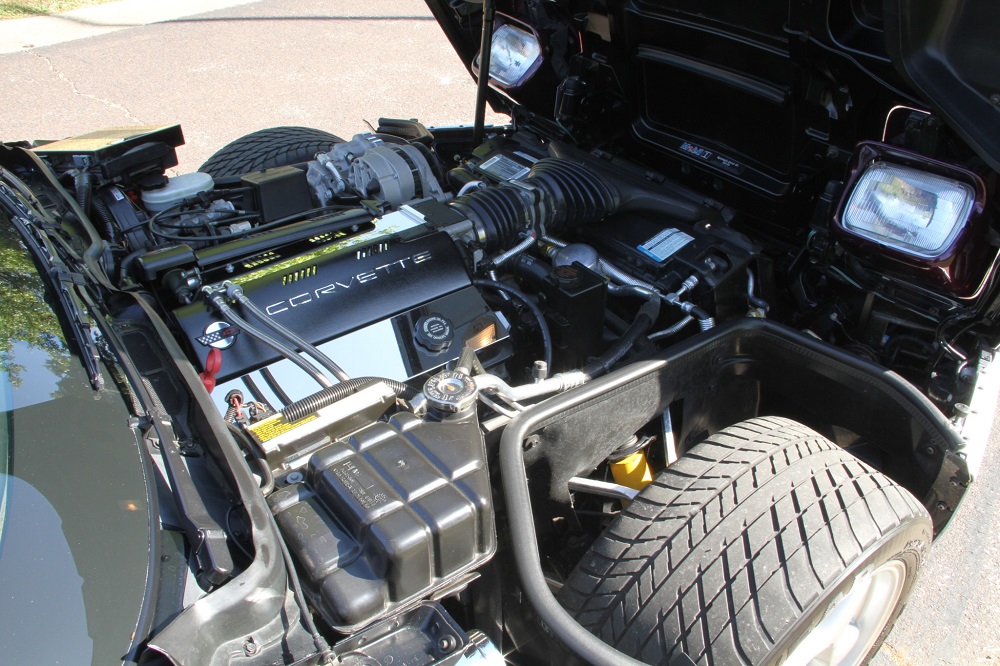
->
[426,0,1000,177]
[884,0,1000,173]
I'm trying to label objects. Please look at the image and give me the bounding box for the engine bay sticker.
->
[479,154,531,181]
[247,413,318,443]
[638,228,694,263]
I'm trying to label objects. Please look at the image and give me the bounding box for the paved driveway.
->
[1,0,505,171]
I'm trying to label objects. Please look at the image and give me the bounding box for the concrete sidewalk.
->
[0,0,260,53]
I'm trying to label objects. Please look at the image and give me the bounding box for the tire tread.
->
[199,126,342,177]
[559,416,930,665]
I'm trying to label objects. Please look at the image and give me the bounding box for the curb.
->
[0,0,260,55]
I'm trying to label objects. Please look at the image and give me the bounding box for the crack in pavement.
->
[32,51,145,123]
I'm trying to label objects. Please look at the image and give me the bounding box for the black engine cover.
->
[175,228,471,381]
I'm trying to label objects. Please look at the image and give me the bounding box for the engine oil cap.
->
[414,313,454,353]
[422,370,477,413]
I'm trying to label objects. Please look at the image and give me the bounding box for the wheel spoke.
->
[785,560,907,666]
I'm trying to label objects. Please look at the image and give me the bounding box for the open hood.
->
[884,0,1000,173]
[426,0,1000,174]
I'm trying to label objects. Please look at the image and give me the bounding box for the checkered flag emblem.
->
[197,323,239,348]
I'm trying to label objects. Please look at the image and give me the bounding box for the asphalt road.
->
[1,0,506,170]
[1,1,998,663]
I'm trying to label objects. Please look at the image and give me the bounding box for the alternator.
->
[307,133,447,207]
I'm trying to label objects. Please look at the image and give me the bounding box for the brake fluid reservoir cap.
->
[141,171,214,212]
[414,313,454,353]
[423,370,477,413]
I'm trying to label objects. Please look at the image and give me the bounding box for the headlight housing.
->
[474,18,543,90]
[833,142,990,297]
[841,161,974,259]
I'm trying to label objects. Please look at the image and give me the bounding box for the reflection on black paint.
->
[0,212,151,664]
[0,221,70,391]
[0,475,93,665]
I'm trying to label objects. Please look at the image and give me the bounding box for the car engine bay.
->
[12,108,990,656]
[4,1,1000,663]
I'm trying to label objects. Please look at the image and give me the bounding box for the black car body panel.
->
[0,215,151,665]
[428,0,1000,219]
[885,0,1000,173]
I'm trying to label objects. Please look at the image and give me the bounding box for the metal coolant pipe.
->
[473,371,588,403]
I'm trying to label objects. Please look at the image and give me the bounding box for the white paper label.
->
[479,154,531,181]
[638,228,694,262]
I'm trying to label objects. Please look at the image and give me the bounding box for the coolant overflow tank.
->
[268,412,495,631]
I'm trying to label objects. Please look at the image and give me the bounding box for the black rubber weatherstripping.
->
[559,417,931,664]
[199,126,343,178]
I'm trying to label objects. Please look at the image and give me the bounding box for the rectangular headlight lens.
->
[842,162,975,258]
[487,24,542,88]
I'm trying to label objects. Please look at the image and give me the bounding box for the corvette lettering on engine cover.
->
[173,228,470,381]
[263,250,434,316]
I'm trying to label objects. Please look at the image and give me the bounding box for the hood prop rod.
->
[472,0,496,145]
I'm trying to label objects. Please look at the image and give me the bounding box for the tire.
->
[559,416,931,666]
[198,126,343,177]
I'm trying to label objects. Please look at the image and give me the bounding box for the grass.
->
[0,0,119,20]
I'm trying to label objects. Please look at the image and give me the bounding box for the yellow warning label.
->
[247,413,317,443]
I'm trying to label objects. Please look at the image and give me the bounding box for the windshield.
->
[0,219,152,665]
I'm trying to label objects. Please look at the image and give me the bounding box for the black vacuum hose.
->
[472,278,553,369]
[74,171,92,215]
[582,298,659,379]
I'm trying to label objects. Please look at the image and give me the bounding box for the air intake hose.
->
[529,158,620,229]
[450,158,621,252]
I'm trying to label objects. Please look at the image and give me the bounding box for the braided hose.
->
[489,233,536,268]
[205,290,334,389]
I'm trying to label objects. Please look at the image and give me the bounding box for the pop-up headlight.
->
[841,161,974,259]
[833,141,990,297]
[475,20,543,89]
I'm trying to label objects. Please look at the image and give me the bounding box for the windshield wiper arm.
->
[54,273,105,391]
[0,180,105,389]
